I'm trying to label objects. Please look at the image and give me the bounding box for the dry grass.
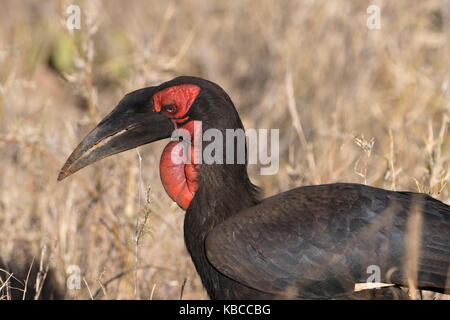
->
[0,0,448,299]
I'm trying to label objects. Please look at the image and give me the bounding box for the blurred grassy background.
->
[0,0,448,299]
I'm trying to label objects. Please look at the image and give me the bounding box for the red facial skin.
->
[153,84,201,127]
[154,84,201,210]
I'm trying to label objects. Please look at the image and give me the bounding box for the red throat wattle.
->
[155,85,201,210]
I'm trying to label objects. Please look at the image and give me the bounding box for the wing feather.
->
[205,183,450,298]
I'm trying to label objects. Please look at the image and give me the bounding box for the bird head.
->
[57,76,242,182]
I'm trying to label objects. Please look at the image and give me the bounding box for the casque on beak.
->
[57,88,175,181]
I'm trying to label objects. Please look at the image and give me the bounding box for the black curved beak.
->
[57,89,175,181]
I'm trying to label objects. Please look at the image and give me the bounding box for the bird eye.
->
[163,104,177,113]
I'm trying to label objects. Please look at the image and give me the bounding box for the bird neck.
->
[183,151,260,298]
[174,92,260,298]
[160,118,260,212]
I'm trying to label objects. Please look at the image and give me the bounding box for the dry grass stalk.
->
[404,202,423,300]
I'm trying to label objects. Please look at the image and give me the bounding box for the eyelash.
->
[163,104,177,113]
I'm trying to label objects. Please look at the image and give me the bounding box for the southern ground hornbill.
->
[58,76,450,299]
